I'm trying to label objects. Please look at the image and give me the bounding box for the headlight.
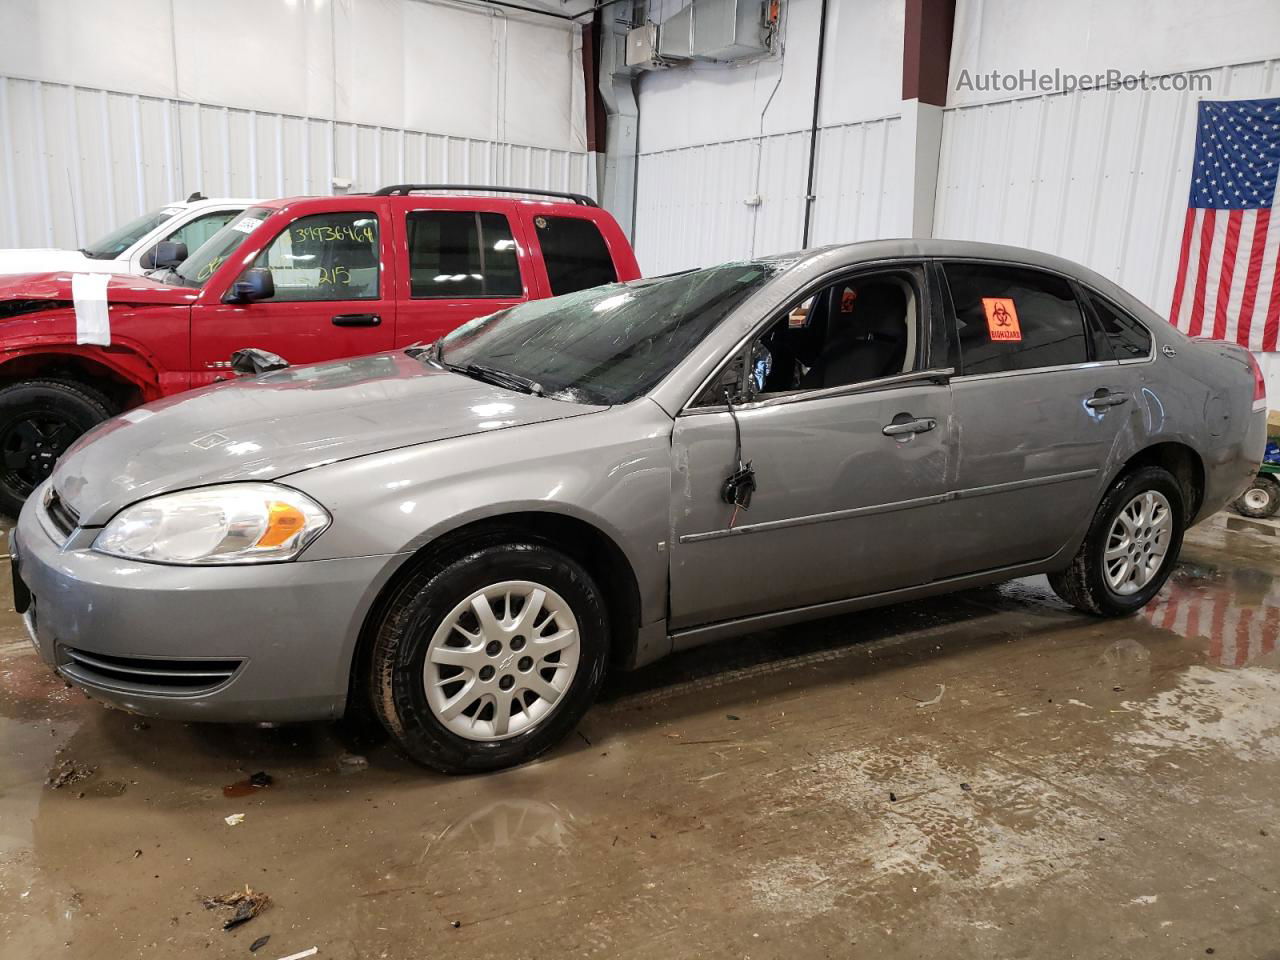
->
[93,483,330,564]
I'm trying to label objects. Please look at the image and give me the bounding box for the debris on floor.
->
[45,759,95,789]
[275,948,318,960]
[223,771,275,797]
[225,813,246,826]
[201,885,271,930]
[249,934,271,952]
[916,683,946,707]
[338,753,368,774]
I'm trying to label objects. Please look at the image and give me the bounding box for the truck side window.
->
[253,212,380,301]
[406,211,522,298]
[535,216,617,295]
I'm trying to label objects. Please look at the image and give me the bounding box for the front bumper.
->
[13,488,399,722]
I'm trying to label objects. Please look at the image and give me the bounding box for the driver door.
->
[668,265,956,629]
[191,207,396,386]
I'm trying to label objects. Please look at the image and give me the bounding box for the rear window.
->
[535,215,617,295]
[943,263,1090,375]
[407,211,522,298]
[1087,291,1152,360]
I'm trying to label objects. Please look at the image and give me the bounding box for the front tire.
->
[369,541,609,774]
[1234,475,1280,519]
[0,379,114,517]
[1048,466,1185,617]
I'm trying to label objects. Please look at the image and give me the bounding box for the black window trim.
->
[250,210,382,304]
[1076,281,1157,366]
[681,259,949,416]
[405,209,526,300]
[934,256,1120,382]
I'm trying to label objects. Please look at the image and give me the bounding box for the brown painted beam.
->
[902,0,956,106]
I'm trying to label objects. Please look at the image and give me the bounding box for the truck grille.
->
[60,646,242,694]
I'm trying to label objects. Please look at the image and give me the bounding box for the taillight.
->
[1248,351,1266,406]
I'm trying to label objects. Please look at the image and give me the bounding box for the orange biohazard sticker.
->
[982,297,1022,341]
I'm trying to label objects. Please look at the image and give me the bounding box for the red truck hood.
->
[0,271,197,307]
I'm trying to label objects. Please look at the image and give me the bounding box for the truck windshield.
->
[81,206,183,260]
[435,261,781,405]
[172,207,274,288]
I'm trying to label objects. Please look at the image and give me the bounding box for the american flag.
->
[1142,578,1279,668]
[1169,98,1280,350]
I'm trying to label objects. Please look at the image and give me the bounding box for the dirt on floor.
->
[1,515,1279,959]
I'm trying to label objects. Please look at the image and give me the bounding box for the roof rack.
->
[373,184,597,207]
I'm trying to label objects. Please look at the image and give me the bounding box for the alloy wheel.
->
[1103,490,1173,596]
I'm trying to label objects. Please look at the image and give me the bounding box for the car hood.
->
[0,248,118,275]
[0,270,197,307]
[52,351,605,524]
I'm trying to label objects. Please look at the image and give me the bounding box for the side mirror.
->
[226,268,274,304]
[230,347,290,376]
[142,241,188,270]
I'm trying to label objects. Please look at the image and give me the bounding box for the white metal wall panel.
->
[0,75,594,250]
[934,58,1280,314]
[634,116,907,275]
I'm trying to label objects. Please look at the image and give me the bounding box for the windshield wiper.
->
[461,362,544,397]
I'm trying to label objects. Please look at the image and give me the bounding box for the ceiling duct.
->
[628,0,772,68]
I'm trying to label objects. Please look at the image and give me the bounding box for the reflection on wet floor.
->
[1,514,1279,959]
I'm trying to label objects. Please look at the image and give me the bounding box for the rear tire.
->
[0,379,114,517]
[1048,466,1185,617]
[1233,475,1280,519]
[369,541,609,774]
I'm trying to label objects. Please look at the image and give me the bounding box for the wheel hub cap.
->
[1104,490,1173,596]
[1244,488,1270,511]
[423,580,581,742]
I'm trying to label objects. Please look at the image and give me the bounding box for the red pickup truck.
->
[0,185,640,514]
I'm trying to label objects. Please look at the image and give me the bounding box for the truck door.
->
[191,205,395,381]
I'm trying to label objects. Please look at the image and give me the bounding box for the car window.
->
[252,212,380,302]
[436,261,782,405]
[943,263,1089,375]
[173,206,274,287]
[534,215,618,295]
[81,205,184,259]
[406,211,522,298]
[722,271,921,402]
[166,210,239,252]
[1087,291,1152,360]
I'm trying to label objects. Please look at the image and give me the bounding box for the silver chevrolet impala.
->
[13,240,1266,773]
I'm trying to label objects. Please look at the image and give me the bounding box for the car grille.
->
[60,646,243,694]
[44,488,79,538]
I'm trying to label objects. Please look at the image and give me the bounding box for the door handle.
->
[882,417,937,437]
[1085,390,1129,409]
[332,313,381,327]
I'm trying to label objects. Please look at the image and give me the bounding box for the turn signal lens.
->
[256,501,308,548]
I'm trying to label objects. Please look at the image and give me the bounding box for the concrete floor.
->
[2,516,1279,959]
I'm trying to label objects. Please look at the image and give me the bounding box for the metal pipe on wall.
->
[800,0,830,248]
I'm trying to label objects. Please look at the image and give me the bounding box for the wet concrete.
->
[2,516,1279,958]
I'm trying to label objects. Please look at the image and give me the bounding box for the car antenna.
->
[720,388,756,529]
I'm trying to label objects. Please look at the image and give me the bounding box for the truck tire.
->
[0,379,114,517]
[1048,466,1185,617]
[1233,475,1280,519]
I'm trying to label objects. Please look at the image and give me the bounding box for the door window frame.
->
[402,208,528,300]
[246,210,385,303]
[1077,282,1156,366]
[933,257,1119,381]
[681,259,952,416]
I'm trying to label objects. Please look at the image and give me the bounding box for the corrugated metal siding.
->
[0,74,594,250]
[633,115,906,274]
[934,57,1280,313]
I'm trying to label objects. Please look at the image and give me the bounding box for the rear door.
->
[191,205,395,380]
[932,260,1130,578]
[390,201,533,346]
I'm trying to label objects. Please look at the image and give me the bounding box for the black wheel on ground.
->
[0,379,114,516]
[369,541,609,774]
[1048,466,1186,617]
[1233,475,1280,519]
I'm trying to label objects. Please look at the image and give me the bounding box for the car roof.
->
[251,193,604,216]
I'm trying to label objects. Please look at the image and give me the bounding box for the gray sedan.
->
[12,239,1266,773]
